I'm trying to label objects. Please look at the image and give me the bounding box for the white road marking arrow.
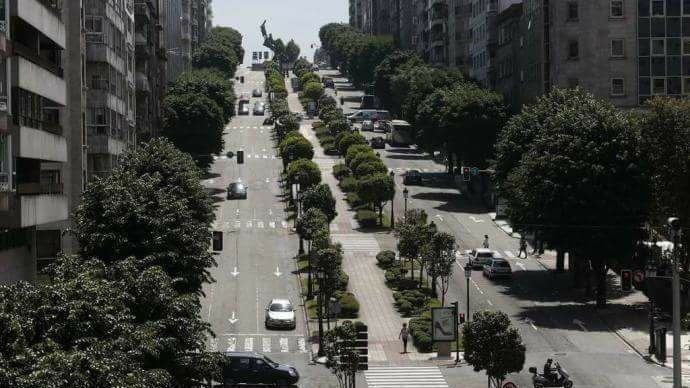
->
[573,319,588,332]
[435,214,444,222]
[274,266,282,277]
[523,317,538,331]
[231,267,240,277]
[469,216,485,223]
[228,311,239,325]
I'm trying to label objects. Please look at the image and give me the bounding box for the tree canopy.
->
[192,41,239,75]
[302,183,338,222]
[169,69,236,122]
[285,39,301,63]
[287,159,322,189]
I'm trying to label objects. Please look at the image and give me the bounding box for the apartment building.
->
[191,0,211,52]
[135,0,166,140]
[494,2,522,111]
[350,0,365,30]
[0,0,69,281]
[84,0,136,178]
[450,0,473,72]
[164,0,192,83]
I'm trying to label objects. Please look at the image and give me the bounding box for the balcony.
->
[17,182,63,195]
[16,57,66,106]
[13,41,63,78]
[19,125,67,162]
[134,2,151,21]
[136,72,150,93]
[135,33,150,58]
[17,0,66,49]
[20,192,68,227]
[87,126,127,155]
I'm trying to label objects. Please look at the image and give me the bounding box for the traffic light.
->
[458,313,465,324]
[237,150,244,164]
[621,269,632,292]
[212,231,223,251]
[462,166,471,182]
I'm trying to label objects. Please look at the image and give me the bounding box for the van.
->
[347,109,391,123]
[384,120,414,146]
[360,95,380,109]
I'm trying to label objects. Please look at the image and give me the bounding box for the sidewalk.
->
[287,81,427,365]
[491,214,690,372]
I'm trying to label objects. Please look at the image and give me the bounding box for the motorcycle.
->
[528,362,573,388]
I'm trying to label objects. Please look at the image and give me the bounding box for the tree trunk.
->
[307,254,313,299]
[431,275,438,297]
[410,256,415,282]
[419,262,424,284]
[378,204,383,226]
[556,250,565,273]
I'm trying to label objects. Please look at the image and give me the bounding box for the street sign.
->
[464,264,472,279]
[237,150,244,164]
[634,270,645,283]
[432,307,457,342]
[470,167,479,176]
[462,166,470,182]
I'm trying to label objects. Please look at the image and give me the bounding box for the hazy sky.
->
[211,1,348,64]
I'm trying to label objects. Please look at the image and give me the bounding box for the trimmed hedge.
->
[408,299,441,353]
[385,266,404,284]
[338,292,360,318]
[376,250,396,269]
[392,289,432,317]
[337,270,349,291]
[355,209,377,228]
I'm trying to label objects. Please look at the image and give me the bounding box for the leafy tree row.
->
[0,139,221,387]
[319,23,395,87]
[163,26,244,170]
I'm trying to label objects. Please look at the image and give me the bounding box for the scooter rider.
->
[543,358,557,383]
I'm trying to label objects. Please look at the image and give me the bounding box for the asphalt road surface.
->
[201,67,337,387]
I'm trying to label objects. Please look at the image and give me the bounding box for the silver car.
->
[483,258,513,280]
[466,248,498,269]
[265,299,296,329]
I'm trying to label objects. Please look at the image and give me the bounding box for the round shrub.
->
[337,132,367,155]
[354,160,388,178]
[333,163,352,180]
[338,292,360,318]
[337,270,349,291]
[345,144,374,166]
[385,266,404,284]
[376,250,396,269]
[339,176,359,193]
[409,316,433,352]
[349,152,381,172]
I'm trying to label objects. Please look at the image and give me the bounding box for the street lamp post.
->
[646,265,657,355]
[668,217,683,388]
[403,187,409,217]
[390,171,395,229]
[464,263,472,322]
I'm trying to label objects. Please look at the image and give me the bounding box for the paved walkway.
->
[286,79,424,365]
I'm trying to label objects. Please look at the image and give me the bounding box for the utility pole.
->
[668,217,682,388]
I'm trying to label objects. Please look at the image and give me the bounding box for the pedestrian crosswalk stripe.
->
[257,221,264,229]
[262,337,271,353]
[244,337,254,352]
[279,337,289,353]
[281,221,288,228]
[297,338,307,353]
[269,221,276,228]
[247,154,252,159]
[246,221,253,228]
[365,366,449,388]
[332,234,381,253]
[504,250,515,258]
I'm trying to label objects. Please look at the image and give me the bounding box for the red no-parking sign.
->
[502,382,518,388]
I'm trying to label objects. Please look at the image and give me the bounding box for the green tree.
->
[495,88,648,306]
[192,41,238,75]
[303,81,325,103]
[287,159,322,189]
[315,247,343,326]
[327,116,351,136]
[337,132,368,156]
[302,183,338,222]
[206,26,245,63]
[639,97,690,254]
[345,144,374,166]
[463,311,526,388]
[162,92,224,169]
[169,69,236,122]
[395,209,429,282]
[279,134,314,166]
[374,50,424,113]
[391,65,465,124]
[297,208,329,298]
[424,232,456,305]
[293,58,312,78]
[356,173,395,225]
[74,138,216,294]
[347,151,379,172]
[300,72,322,86]
[285,39,301,64]
[353,160,387,179]
[323,321,360,388]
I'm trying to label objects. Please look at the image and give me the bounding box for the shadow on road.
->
[202,172,221,179]
[385,154,430,161]
[386,147,422,154]
[410,191,489,214]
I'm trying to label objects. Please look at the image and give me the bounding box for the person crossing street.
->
[399,322,410,354]
[518,236,528,258]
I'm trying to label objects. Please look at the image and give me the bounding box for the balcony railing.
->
[37,0,63,17]
[13,41,64,78]
[134,2,151,20]
[15,115,63,135]
[17,182,63,195]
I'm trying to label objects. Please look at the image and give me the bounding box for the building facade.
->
[494,2,522,112]
[135,0,166,140]
[0,0,69,282]
[163,0,192,83]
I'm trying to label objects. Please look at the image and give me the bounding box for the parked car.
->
[253,102,265,116]
[483,258,513,280]
[361,120,375,131]
[466,248,499,269]
[252,88,263,97]
[265,299,296,329]
[222,352,299,387]
[347,109,378,123]
[370,136,386,149]
[323,77,335,88]
[403,170,422,185]
[238,101,250,115]
[227,182,247,199]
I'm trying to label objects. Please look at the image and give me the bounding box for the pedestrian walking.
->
[399,322,410,354]
[518,236,528,258]
[482,235,490,249]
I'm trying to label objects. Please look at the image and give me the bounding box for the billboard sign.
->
[432,307,457,342]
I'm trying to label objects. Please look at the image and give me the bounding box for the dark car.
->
[252,88,263,97]
[253,102,265,116]
[227,182,247,199]
[223,352,299,387]
[238,101,250,115]
[403,170,422,185]
[370,136,386,149]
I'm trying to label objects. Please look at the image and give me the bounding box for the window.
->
[611,39,625,57]
[568,40,579,59]
[611,0,624,17]
[683,37,690,54]
[639,39,651,56]
[683,77,690,93]
[652,0,665,15]
[567,2,579,20]
[85,16,103,33]
[652,38,665,55]
[652,77,666,94]
[611,78,625,95]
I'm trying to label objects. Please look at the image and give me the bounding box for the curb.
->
[595,311,668,369]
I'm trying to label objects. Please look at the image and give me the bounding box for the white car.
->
[265,299,296,329]
[465,248,500,269]
[483,258,513,280]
